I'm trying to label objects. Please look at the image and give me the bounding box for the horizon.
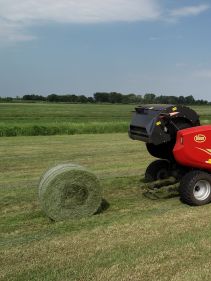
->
[1,92,210,103]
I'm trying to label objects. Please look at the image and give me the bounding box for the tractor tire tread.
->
[179,170,211,206]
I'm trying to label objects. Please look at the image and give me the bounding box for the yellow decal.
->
[206,159,211,164]
[194,134,206,143]
[156,121,161,126]
[172,107,177,111]
[196,148,211,156]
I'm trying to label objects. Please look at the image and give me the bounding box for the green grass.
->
[0,121,129,136]
[0,103,133,136]
[1,133,211,280]
[0,103,210,136]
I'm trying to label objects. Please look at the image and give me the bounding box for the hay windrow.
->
[38,164,102,221]
[141,177,179,200]
[142,177,177,190]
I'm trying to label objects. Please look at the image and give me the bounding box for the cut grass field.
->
[0,103,210,136]
[1,133,211,281]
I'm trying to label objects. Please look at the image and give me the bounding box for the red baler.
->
[129,104,211,206]
[174,125,211,171]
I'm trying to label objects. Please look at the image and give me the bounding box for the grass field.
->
[0,103,210,136]
[1,133,211,281]
[0,103,132,136]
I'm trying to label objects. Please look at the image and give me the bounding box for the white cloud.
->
[0,0,161,42]
[193,69,211,78]
[1,0,161,23]
[0,1,210,43]
[170,4,209,18]
[0,18,36,42]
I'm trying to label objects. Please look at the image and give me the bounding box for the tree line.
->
[0,92,210,105]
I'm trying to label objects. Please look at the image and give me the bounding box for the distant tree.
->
[87,97,95,103]
[144,93,156,103]
[166,96,179,104]
[1,92,210,105]
[195,99,208,105]
[94,92,110,103]
[68,95,78,103]
[23,94,46,101]
[155,95,168,104]
[122,93,138,104]
[136,95,143,103]
[178,96,186,104]
[5,97,13,102]
[78,95,88,103]
[46,94,59,102]
[185,95,195,104]
[108,92,123,103]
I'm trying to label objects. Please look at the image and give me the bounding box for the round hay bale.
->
[38,164,102,221]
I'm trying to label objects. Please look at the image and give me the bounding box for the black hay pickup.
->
[128,104,200,146]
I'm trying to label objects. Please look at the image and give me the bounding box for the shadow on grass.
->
[95,198,110,215]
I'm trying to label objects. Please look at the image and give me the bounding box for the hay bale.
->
[38,164,102,221]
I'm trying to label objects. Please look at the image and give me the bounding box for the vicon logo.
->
[194,134,206,143]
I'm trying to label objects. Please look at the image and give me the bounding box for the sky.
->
[0,0,211,100]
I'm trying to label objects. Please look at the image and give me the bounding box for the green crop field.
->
[0,103,210,136]
[1,133,211,281]
[0,103,132,136]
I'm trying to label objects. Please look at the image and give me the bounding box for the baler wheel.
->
[145,160,170,183]
[179,171,211,206]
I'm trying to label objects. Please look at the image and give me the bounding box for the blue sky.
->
[0,0,211,100]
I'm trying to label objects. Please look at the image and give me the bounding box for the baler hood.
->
[129,104,200,146]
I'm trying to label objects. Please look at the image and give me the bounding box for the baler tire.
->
[145,160,170,183]
[179,171,211,206]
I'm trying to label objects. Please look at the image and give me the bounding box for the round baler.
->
[129,104,211,206]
